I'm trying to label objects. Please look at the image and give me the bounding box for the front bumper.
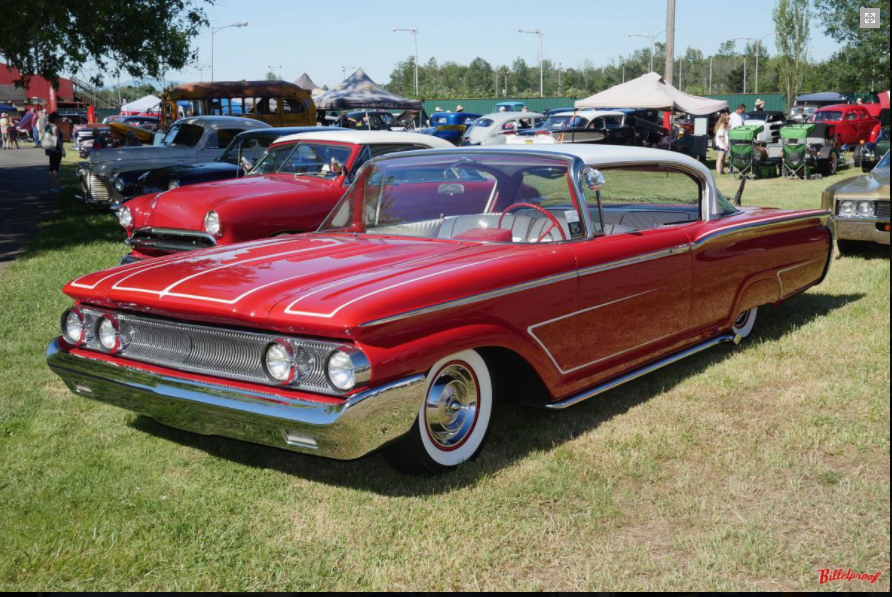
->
[833,217,891,245]
[47,339,426,460]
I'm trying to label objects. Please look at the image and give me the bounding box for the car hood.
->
[89,145,192,164]
[64,235,555,337]
[143,161,241,185]
[833,167,890,198]
[133,174,338,229]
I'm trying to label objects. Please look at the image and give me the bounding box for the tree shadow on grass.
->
[128,291,866,495]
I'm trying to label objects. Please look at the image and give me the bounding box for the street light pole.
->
[393,28,419,96]
[628,31,666,74]
[754,33,774,95]
[733,37,753,94]
[211,22,248,82]
[519,29,544,98]
[267,65,282,80]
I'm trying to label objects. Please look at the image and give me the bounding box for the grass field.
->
[0,148,888,591]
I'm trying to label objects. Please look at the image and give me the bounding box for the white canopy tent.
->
[120,94,162,113]
[576,73,727,115]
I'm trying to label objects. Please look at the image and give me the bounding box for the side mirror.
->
[240,156,254,171]
[581,167,605,192]
[329,157,345,176]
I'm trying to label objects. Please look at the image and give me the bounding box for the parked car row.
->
[50,109,859,473]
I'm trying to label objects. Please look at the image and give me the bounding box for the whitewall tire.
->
[732,307,758,339]
[385,350,493,474]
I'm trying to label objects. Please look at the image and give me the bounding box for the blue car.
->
[421,112,482,145]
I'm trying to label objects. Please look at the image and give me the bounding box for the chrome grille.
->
[88,174,111,203]
[127,228,217,252]
[877,201,890,219]
[77,308,343,395]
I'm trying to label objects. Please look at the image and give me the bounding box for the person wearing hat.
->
[456,105,464,112]
[754,99,765,113]
[434,107,443,113]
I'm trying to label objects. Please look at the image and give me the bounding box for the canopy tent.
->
[294,73,323,95]
[314,68,421,111]
[0,103,17,112]
[120,94,162,113]
[576,72,728,115]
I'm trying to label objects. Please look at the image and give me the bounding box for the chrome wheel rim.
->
[424,362,479,450]
[734,310,752,330]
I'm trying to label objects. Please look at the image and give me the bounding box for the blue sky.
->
[160,0,837,88]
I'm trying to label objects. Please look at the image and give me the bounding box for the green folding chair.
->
[728,124,764,179]
[780,123,815,180]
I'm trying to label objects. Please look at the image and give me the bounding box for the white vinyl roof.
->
[549,110,627,120]
[274,130,454,148]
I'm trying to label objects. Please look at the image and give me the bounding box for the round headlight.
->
[327,351,356,391]
[857,201,875,217]
[114,177,126,193]
[839,201,857,217]
[117,206,133,228]
[97,316,121,353]
[61,308,85,346]
[204,211,221,235]
[168,179,180,190]
[263,342,295,384]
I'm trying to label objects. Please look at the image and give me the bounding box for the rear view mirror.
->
[581,167,605,192]
[330,158,345,176]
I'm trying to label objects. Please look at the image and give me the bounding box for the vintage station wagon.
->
[48,145,833,474]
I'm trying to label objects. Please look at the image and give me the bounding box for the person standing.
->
[44,112,65,192]
[37,110,48,145]
[31,109,41,147]
[729,104,746,129]
[713,113,730,175]
[0,113,9,149]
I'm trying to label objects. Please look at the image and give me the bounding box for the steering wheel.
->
[498,203,567,242]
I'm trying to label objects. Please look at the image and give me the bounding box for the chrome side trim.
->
[46,339,426,460]
[359,269,578,327]
[693,211,831,247]
[359,245,690,328]
[544,333,739,410]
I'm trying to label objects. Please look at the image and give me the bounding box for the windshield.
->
[219,135,274,165]
[161,123,204,147]
[318,154,589,243]
[814,111,843,123]
[249,142,352,178]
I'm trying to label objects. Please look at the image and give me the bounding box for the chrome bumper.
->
[46,339,426,460]
[833,217,891,245]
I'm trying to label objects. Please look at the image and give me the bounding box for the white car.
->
[461,111,546,146]
[77,116,271,207]
[507,110,627,145]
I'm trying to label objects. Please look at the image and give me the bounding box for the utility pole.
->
[709,56,713,94]
[518,29,544,98]
[754,33,773,95]
[393,28,419,96]
[664,0,676,85]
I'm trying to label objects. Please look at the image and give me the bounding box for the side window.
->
[280,97,306,114]
[502,121,517,131]
[596,166,702,234]
[254,98,277,115]
[845,111,858,121]
[206,129,244,150]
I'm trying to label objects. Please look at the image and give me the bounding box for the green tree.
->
[813,0,890,91]
[0,0,210,87]
[773,0,810,111]
[264,71,278,82]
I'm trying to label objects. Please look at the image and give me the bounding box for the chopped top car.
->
[461,111,546,146]
[49,144,833,474]
[813,104,879,147]
[821,149,890,253]
[109,126,338,204]
[118,130,453,262]
[420,112,482,145]
[78,116,271,206]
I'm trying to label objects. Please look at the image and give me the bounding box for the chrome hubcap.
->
[425,363,479,450]
[734,310,751,329]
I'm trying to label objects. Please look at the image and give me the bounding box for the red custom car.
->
[48,145,833,474]
[814,104,880,147]
[118,130,453,262]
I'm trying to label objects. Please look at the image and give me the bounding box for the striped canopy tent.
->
[314,68,421,111]
[576,72,728,115]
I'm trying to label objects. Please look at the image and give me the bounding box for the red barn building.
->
[1,63,76,112]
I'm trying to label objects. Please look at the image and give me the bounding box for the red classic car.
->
[118,130,453,262]
[814,104,880,147]
[48,145,834,474]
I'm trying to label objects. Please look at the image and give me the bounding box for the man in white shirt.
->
[729,104,747,129]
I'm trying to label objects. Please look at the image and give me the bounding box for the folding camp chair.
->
[781,123,815,180]
[728,124,764,179]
